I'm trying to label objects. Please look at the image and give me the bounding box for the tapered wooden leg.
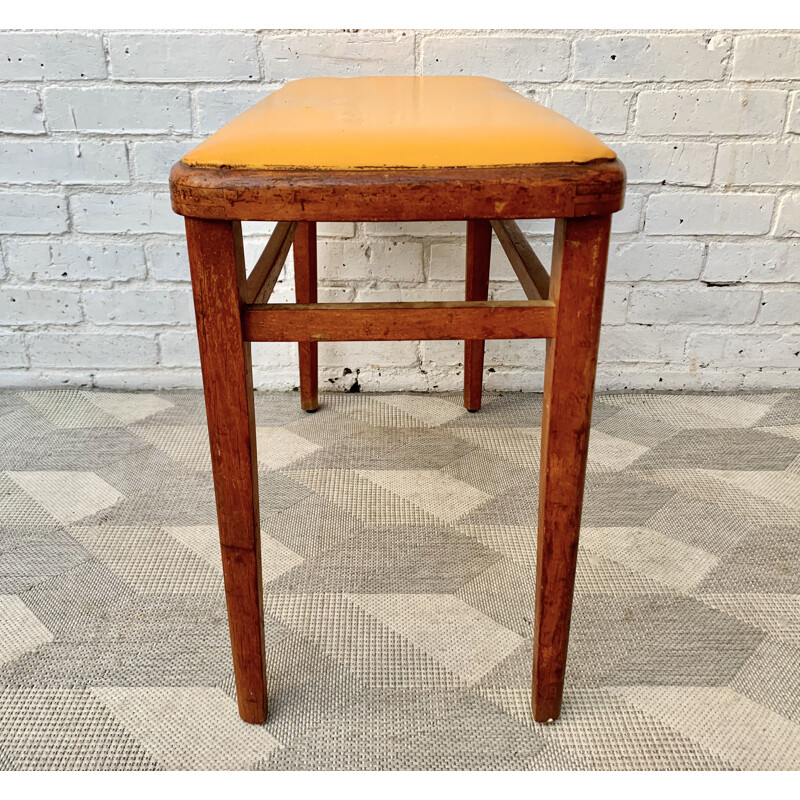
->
[532,214,612,723]
[464,219,492,411]
[185,217,267,724]
[294,221,319,411]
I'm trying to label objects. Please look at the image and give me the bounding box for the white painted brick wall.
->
[0,29,797,392]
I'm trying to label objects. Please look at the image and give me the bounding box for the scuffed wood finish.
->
[174,133,626,726]
[243,300,556,343]
[170,160,626,222]
[185,217,268,725]
[294,222,319,411]
[532,214,612,723]
[491,219,550,301]
[245,221,296,304]
[464,220,492,411]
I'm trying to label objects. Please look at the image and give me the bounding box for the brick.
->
[759,291,800,325]
[732,34,800,80]
[612,194,644,234]
[637,90,786,136]
[575,34,730,82]
[615,142,715,186]
[420,340,464,367]
[27,333,158,368]
[263,33,414,80]
[603,284,630,325]
[53,242,146,282]
[0,289,81,325]
[599,326,688,363]
[607,240,705,282]
[250,342,297,368]
[0,32,105,80]
[645,193,775,236]
[0,88,44,133]
[84,289,194,325]
[429,240,517,283]
[1,240,49,280]
[790,93,800,134]
[422,35,570,82]
[317,239,423,283]
[0,192,67,234]
[45,87,191,134]
[775,193,800,237]
[427,241,467,282]
[704,241,800,283]
[108,33,259,82]
[146,241,191,281]
[546,89,631,134]
[353,284,462,303]
[484,339,546,367]
[628,287,761,325]
[131,141,200,183]
[432,238,557,284]
[716,143,800,186]
[71,193,183,235]
[488,282,527,301]
[318,223,356,238]
[0,334,27,368]
[0,142,128,184]
[160,331,199,367]
[318,340,419,369]
[687,331,800,368]
[364,221,466,237]
[4,240,146,281]
[195,88,271,134]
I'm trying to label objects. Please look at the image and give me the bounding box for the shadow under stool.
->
[169,75,626,725]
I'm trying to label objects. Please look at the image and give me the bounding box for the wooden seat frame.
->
[170,158,626,725]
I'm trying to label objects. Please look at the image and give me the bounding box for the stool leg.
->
[532,214,612,723]
[294,221,319,412]
[185,218,268,724]
[464,219,492,411]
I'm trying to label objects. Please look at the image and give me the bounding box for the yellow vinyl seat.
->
[182,76,616,171]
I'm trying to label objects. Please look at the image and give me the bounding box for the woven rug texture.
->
[1,389,799,770]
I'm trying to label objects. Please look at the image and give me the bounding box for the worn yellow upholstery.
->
[183,76,616,171]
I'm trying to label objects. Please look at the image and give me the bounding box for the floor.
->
[1,388,799,771]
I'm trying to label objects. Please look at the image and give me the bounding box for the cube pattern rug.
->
[1,389,799,770]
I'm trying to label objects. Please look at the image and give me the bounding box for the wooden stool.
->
[170,76,626,725]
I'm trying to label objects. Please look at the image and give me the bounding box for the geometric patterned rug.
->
[1,388,799,770]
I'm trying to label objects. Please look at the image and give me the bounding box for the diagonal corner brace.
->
[491,220,551,301]
[244,221,297,304]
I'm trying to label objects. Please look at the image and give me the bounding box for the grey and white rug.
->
[1,388,799,770]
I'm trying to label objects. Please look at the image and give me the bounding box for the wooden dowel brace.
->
[244,221,297,304]
[491,220,551,301]
[243,300,556,343]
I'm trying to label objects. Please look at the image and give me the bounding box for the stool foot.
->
[532,215,611,723]
[463,220,492,411]
[298,341,319,412]
[186,218,268,725]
